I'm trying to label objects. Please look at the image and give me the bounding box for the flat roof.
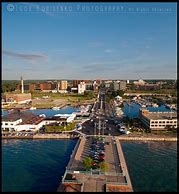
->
[144,112,177,120]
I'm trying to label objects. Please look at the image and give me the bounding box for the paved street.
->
[81,90,123,136]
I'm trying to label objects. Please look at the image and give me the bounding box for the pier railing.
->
[66,138,81,169]
[106,181,128,186]
[62,179,81,183]
[65,169,124,176]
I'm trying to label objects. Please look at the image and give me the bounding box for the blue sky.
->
[2,2,177,80]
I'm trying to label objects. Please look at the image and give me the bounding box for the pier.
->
[57,135,133,192]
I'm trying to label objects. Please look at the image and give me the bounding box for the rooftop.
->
[143,111,177,120]
[2,110,35,122]
[18,116,44,125]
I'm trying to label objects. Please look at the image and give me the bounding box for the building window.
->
[151,121,154,123]
[155,121,158,123]
[162,121,165,123]
[166,121,169,123]
[5,123,8,125]
[159,125,161,127]
[159,121,162,123]
[170,121,173,123]
[155,125,158,127]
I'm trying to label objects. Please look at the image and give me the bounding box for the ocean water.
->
[2,140,177,192]
[121,141,177,192]
[2,139,77,192]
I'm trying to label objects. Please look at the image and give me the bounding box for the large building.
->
[139,109,177,130]
[119,81,127,91]
[72,80,80,87]
[137,84,161,90]
[113,82,120,91]
[93,81,99,92]
[4,93,32,104]
[59,80,68,90]
[39,82,52,90]
[2,110,45,132]
[78,82,86,94]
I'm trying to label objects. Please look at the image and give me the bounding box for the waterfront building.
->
[78,82,86,94]
[2,110,45,132]
[139,109,177,130]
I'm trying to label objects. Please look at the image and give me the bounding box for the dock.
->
[57,135,133,192]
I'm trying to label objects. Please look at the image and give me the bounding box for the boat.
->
[152,103,159,108]
[52,107,60,110]
[39,114,46,117]
[30,107,36,110]
[165,104,170,109]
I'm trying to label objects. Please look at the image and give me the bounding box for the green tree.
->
[99,162,109,172]
[83,157,93,170]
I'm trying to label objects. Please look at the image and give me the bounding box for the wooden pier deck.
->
[57,135,133,192]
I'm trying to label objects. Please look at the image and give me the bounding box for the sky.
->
[2,2,177,80]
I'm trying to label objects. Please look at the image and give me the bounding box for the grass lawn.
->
[45,122,77,133]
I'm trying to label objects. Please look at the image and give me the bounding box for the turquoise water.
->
[121,141,177,192]
[2,106,79,117]
[2,139,77,192]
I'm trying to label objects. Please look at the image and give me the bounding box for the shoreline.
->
[118,136,177,142]
[2,134,177,141]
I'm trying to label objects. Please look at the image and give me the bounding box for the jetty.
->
[57,135,133,192]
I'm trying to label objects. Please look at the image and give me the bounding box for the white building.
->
[139,109,177,130]
[78,82,86,94]
[2,111,45,132]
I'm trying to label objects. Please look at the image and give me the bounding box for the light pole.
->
[94,122,96,136]
[98,118,101,136]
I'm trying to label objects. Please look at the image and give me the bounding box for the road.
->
[81,90,123,136]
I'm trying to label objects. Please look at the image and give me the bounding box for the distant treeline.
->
[1,80,19,93]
